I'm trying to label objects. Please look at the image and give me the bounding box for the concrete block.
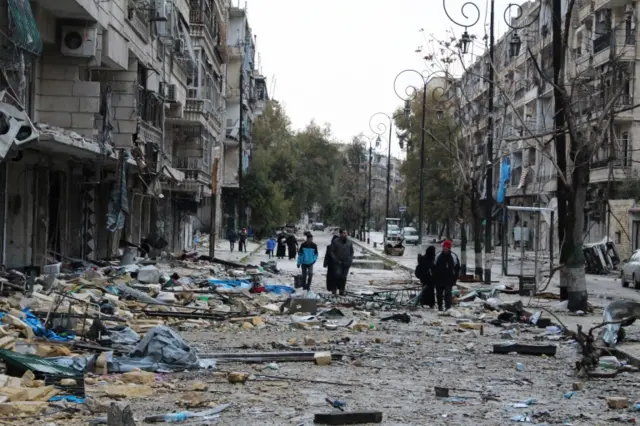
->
[115,107,136,120]
[39,81,74,97]
[37,111,72,128]
[112,94,136,107]
[109,81,136,93]
[38,96,80,112]
[113,133,133,148]
[39,63,67,80]
[79,97,101,113]
[314,351,332,366]
[72,81,101,97]
[116,119,137,134]
[114,71,138,82]
[607,396,629,409]
[102,29,128,71]
[71,113,96,129]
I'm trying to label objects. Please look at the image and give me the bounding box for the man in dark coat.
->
[286,234,298,260]
[276,232,287,259]
[432,240,460,311]
[238,228,248,253]
[328,229,354,295]
[415,245,436,307]
[227,229,237,252]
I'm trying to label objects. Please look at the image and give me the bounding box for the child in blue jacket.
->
[266,236,276,259]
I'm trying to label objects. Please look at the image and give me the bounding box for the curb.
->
[349,238,413,272]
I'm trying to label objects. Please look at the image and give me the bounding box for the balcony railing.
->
[591,146,631,168]
[189,0,218,45]
[593,25,636,56]
[136,86,162,129]
[174,156,211,180]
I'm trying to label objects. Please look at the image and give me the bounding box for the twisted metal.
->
[504,2,541,31]
[442,0,481,29]
[369,112,392,137]
[393,69,453,105]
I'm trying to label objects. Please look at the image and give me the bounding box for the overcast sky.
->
[245,0,525,156]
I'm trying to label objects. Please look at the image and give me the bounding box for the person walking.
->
[328,229,354,295]
[415,245,436,307]
[297,233,319,291]
[276,232,287,259]
[286,234,298,260]
[324,235,340,294]
[266,236,276,259]
[432,240,460,311]
[238,228,248,253]
[227,229,237,252]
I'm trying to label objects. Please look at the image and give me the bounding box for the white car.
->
[621,250,640,288]
[402,227,419,245]
[387,225,401,236]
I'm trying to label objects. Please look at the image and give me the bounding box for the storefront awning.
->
[162,165,185,182]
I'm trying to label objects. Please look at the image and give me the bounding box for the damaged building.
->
[0,0,267,270]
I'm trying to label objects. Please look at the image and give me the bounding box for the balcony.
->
[136,86,162,129]
[593,26,636,66]
[577,0,593,22]
[594,0,629,12]
[174,156,212,186]
[593,94,634,121]
[168,86,223,131]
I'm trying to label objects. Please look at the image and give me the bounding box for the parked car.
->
[387,225,401,236]
[621,250,640,288]
[402,227,419,245]
[312,222,325,231]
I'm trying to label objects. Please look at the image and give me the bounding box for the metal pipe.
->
[385,122,392,242]
[418,84,427,245]
[367,143,372,244]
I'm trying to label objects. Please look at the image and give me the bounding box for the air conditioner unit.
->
[61,25,98,58]
[174,38,185,56]
[152,0,168,22]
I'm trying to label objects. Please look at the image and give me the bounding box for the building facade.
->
[0,0,265,270]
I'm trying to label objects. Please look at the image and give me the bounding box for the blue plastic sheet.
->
[264,285,295,295]
[497,157,511,203]
[22,308,75,342]
[208,279,252,290]
[50,395,85,403]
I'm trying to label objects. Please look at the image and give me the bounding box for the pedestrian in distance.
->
[227,229,237,252]
[415,245,436,308]
[276,232,287,259]
[324,235,339,294]
[328,229,354,295]
[286,233,298,260]
[432,239,461,311]
[266,236,276,259]
[238,228,248,253]
[297,233,319,291]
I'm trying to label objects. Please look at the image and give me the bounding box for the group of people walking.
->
[227,228,249,252]
[415,240,461,311]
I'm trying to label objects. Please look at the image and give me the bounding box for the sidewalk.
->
[211,239,264,263]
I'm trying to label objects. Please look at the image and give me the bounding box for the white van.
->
[402,227,419,245]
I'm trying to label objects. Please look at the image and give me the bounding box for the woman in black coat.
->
[324,235,339,294]
[286,234,298,260]
[416,245,436,307]
[276,233,287,259]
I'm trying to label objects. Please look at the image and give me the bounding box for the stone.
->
[458,323,483,330]
[227,372,250,384]
[314,351,332,366]
[351,323,370,332]
[251,316,265,327]
[2,315,34,339]
[121,371,155,385]
[572,382,584,391]
[241,322,254,330]
[607,396,629,409]
[261,303,281,314]
[374,337,384,344]
[103,384,154,398]
[304,336,316,346]
[21,370,35,387]
[0,401,48,416]
[0,336,15,349]
[96,352,109,375]
[191,382,208,391]
[288,338,297,346]
[60,379,77,386]
[137,265,160,283]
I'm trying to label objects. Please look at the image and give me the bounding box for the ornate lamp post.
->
[393,70,449,245]
[443,0,539,283]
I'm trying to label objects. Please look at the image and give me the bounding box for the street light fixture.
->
[436,107,444,121]
[442,0,540,283]
[393,69,450,246]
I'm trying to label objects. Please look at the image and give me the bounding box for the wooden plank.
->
[314,411,383,425]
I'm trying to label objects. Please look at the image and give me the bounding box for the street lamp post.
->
[363,135,382,245]
[393,70,448,246]
[443,0,537,283]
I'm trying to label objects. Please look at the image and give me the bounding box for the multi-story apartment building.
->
[221,5,267,233]
[451,0,640,258]
[0,0,265,270]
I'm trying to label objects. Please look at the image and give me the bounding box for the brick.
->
[39,81,74,97]
[314,351,332,366]
[71,113,95,129]
[38,96,80,112]
[72,81,101,97]
[116,119,137,133]
[79,97,100,113]
[607,396,629,409]
[37,111,72,128]
[115,107,136,120]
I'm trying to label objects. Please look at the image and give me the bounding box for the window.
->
[616,232,622,244]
